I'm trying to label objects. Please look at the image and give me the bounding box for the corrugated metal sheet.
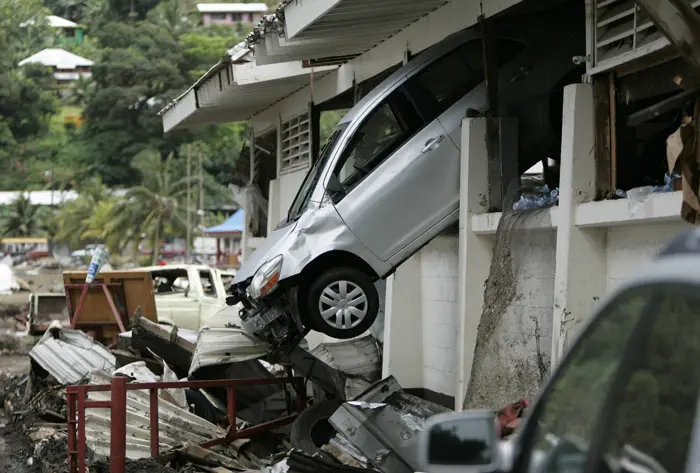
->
[29,327,116,385]
[310,336,381,379]
[189,327,270,375]
[253,0,449,65]
[84,371,248,463]
[310,335,382,399]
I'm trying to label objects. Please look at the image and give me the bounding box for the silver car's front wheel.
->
[306,267,379,339]
[318,280,368,330]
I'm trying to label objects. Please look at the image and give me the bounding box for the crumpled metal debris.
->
[29,323,116,385]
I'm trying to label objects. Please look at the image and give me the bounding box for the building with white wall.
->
[197,3,268,26]
[161,0,694,409]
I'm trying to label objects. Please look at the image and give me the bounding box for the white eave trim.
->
[284,0,342,40]
[161,59,336,132]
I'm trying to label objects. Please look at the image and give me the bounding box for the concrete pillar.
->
[551,84,607,366]
[455,118,494,410]
[382,255,424,389]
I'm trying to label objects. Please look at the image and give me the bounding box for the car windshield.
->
[287,124,347,221]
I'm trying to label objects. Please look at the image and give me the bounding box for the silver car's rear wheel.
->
[306,267,379,339]
[318,280,368,330]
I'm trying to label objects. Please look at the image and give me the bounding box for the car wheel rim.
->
[318,280,368,330]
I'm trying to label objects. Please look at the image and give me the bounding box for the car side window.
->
[406,38,526,122]
[598,285,700,473]
[199,270,217,298]
[334,93,420,192]
[521,290,650,473]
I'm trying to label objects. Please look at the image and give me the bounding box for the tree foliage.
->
[4,194,41,237]
[1,0,256,250]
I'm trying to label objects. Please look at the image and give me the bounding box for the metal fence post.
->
[77,386,87,473]
[66,387,77,473]
[110,376,128,473]
[149,388,159,456]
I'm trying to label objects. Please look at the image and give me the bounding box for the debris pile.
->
[1,309,529,473]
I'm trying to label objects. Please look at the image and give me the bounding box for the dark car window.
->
[598,285,700,473]
[406,38,526,122]
[333,91,421,193]
[520,290,650,473]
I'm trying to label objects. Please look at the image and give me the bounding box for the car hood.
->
[233,220,297,283]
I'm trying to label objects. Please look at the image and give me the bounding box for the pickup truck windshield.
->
[287,124,347,222]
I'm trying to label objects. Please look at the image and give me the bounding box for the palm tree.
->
[112,149,191,264]
[147,0,197,38]
[54,176,111,249]
[4,194,40,237]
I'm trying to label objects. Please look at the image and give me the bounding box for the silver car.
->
[230,4,583,346]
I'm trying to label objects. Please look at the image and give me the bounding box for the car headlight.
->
[247,255,283,299]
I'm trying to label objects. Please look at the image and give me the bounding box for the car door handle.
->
[422,134,445,153]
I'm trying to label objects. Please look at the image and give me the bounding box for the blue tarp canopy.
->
[203,210,244,234]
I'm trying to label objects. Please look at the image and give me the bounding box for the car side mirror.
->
[419,410,501,473]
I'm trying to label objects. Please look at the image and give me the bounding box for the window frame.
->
[513,283,669,473]
[199,270,218,299]
[330,87,423,196]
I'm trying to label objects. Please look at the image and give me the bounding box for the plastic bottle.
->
[85,246,108,284]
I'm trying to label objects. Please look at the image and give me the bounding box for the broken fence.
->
[66,375,306,473]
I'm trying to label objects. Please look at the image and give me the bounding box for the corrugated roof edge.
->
[157,41,252,117]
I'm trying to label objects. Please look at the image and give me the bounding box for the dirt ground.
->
[0,355,36,473]
[0,354,180,473]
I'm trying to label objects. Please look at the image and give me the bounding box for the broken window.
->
[199,270,217,298]
[150,269,189,295]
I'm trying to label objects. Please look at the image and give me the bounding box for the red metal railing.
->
[66,375,306,473]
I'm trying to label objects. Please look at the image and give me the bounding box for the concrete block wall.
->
[420,236,460,397]
[606,222,689,291]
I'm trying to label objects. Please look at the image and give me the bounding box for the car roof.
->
[338,28,478,126]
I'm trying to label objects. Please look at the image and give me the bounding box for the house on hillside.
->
[21,15,86,45]
[47,15,85,45]
[196,3,268,26]
[19,48,93,93]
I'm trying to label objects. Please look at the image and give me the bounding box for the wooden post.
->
[609,72,618,191]
[593,74,613,199]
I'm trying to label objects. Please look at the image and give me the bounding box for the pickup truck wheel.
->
[306,267,379,339]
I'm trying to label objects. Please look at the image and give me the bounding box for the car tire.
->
[305,267,379,339]
[290,399,343,455]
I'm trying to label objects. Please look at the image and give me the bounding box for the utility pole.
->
[199,148,204,228]
[186,148,192,263]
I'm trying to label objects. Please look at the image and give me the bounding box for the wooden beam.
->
[593,74,612,199]
[609,72,618,191]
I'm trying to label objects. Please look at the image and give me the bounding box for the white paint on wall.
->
[421,236,460,397]
[606,222,689,291]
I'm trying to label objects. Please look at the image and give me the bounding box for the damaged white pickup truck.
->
[142,265,237,331]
